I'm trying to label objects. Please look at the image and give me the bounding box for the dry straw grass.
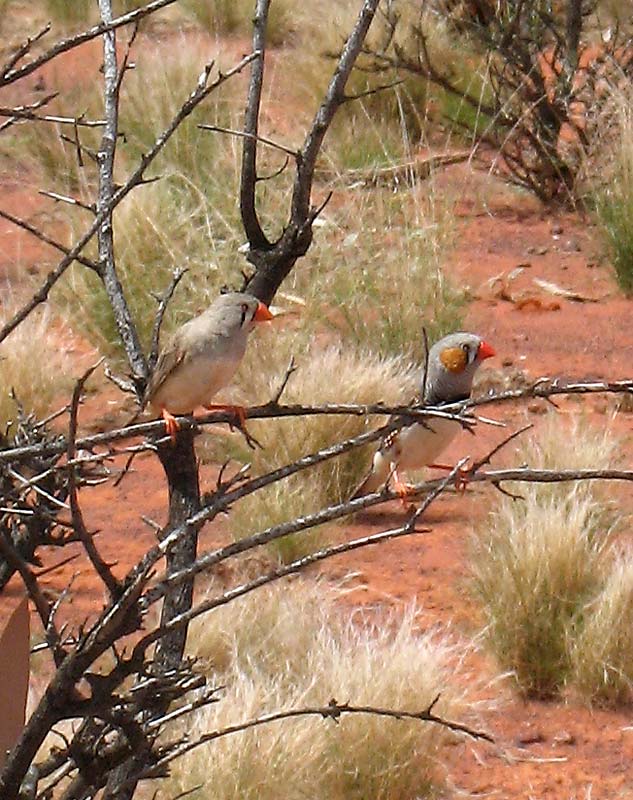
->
[217,329,418,562]
[469,413,622,698]
[569,551,633,705]
[158,577,481,800]
[0,306,73,430]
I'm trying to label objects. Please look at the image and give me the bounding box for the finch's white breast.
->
[150,354,239,415]
[393,417,462,469]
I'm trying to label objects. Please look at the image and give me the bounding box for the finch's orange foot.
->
[203,403,246,428]
[203,403,261,450]
[161,408,180,444]
[394,479,417,508]
[429,462,472,493]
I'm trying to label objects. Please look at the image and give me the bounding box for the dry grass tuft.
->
[569,551,633,706]
[217,330,418,561]
[0,307,73,430]
[469,414,622,698]
[158,577,481,800]
[296,186,463,363]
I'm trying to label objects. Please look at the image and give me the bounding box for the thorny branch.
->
[0,375,632,466]
[136,696,491,783]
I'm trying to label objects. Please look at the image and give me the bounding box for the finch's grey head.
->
[209,291,273,335]
[423,331,495,404]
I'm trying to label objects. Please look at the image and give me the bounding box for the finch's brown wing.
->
[143,332,189,408]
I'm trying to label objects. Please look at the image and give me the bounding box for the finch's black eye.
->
[240,303,249,326]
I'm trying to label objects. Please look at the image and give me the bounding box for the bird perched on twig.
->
[141,291,273,441]
[351,332,495,500]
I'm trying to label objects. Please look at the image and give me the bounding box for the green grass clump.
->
[469,415,621,699]
[591,89,633,295]
[181,0,296,45]
[159,578,480,800]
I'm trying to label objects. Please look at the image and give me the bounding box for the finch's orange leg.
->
[393,470,416,508]
[428,462,472,493]
[203,403,262,450]
[161,408,180,444]
[203,403,247,429]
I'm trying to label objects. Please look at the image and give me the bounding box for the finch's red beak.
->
[254,301,274,322]
[478,340,496,360]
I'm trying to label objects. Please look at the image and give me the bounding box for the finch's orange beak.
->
[254,301,274,322]
[478,340,496,360]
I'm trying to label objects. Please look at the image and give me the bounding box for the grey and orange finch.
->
[143,291,273,440]
[351,332,495,499]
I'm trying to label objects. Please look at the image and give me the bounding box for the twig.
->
[0,0,180,87]
[139,695,491,780]
[67,359,121,597]
[0,533,66,666]
[1,23,51,77]
[270,356,297,403]
[39,190,95,214]
[342,76,404,101]
[199,124,300,160]
[0,108,106,127]
[149,267,188,370]
[469,423,533,472]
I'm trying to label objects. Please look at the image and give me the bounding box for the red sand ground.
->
[2,29,633,800]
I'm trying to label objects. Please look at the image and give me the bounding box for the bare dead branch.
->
[0,208,99,272]
[149,268,188,371]
[67,359,121,597]
[140,695,491,781]
[0,0,180,87]
[3,373,633,465]
[239,0,271,250]
[199,123,300,161]
[97,0,148,388]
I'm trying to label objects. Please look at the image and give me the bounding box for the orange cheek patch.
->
[439,346,467,373]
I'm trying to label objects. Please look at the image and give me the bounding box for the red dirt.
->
[2,27,633,800]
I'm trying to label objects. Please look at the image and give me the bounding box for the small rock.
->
[525,245,549,256]
[517,728,546,745]
[553,730,576,746]
[551,223,564,235]
[528,401,547,415]
[563,237,582,252]
[502,356,514,367]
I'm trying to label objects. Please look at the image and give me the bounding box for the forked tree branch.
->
[241,0,381,304]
